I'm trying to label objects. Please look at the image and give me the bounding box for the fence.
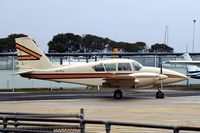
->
[0,109,84,133]
[1,109,200,133]
[1,52,200,70]
[2,52,200,89]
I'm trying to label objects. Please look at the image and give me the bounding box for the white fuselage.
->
[20,59,187,89]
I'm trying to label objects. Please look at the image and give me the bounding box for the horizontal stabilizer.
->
[12,70,32,75]
[18,70,33,74]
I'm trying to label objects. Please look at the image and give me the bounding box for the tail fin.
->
[183,53,199,72]
[15,37,55,71]
[183,53,193,61]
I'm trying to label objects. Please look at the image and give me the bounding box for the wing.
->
[102,74,139,88]
[165,53,200,65]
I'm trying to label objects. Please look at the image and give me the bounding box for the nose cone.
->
[163,69,188,84]
[174,72,188,82]
[140,67,188,85]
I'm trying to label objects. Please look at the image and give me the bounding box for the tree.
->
[134,42,147,52]
[0,34,27,53]
[49,33,112,53]
[82,34,106,52]
[48,33,173,53]
[149,43,174,53]
[48,33,81,53]
[109,41,147,52]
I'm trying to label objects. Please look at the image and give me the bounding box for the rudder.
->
[16,37,55,71]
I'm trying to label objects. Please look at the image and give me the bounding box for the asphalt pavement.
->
[1,87,200,101]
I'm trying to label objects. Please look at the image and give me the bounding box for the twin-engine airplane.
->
[15,37,187,99]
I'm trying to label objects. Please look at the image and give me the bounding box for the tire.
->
[114,89,123,99]
[156,91,165,99]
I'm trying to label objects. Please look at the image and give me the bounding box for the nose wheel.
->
[156,89,165,99]
[114,89,123,99]
[157,61,165,99]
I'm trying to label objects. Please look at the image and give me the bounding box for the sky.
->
[0,0,200,52]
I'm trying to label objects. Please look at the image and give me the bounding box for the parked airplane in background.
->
[15,37,187,99]
[166,53,200,79]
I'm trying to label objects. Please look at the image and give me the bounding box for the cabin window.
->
[132,61,142,71]
[104,63,116,71]
[118,63,132,71]
[92,63,105,71]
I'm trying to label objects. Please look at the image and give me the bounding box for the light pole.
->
[164,25,169,45]
[163,25,169,52]
[192,19,196,53]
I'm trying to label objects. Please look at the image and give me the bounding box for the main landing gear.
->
[156,88,165,99]
[113,88,165,99]
[114,89,123,99]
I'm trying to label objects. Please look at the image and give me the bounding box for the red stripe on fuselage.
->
[20,73,123,79]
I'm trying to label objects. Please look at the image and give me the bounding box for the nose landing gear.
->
[114,89,123,99]
[156,60,165,99]
[156,88,165,99]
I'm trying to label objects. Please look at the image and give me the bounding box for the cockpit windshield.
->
[132,61,143,71]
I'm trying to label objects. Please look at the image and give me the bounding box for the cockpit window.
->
[92,63,105,71]
[118,63,132,71]
[104,63,116,71]
[132,61,142,71]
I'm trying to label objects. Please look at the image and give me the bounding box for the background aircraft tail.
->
[183,53,199,72]
[16,37,55,71]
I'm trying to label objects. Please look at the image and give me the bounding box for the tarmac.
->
[0,87,200,132]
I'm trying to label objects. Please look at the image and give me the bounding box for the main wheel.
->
[114,89,123,99]
[156,91,165,99]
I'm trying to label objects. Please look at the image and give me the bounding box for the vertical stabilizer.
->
[183,53,192,61]
[16,37,55,71]
[183,53,199,72]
